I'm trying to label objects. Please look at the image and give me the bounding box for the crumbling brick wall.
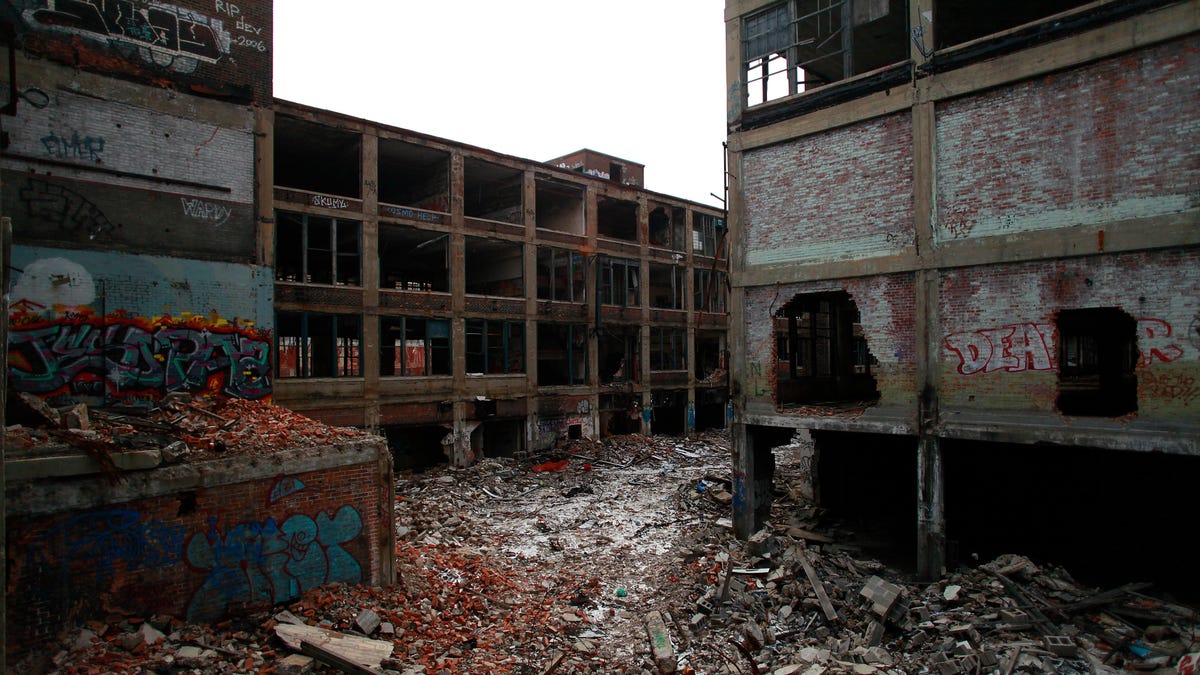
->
[4,441,394,658]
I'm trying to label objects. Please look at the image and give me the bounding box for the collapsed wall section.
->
[4,438,394,658]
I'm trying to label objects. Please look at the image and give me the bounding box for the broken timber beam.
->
[796,548,839,623]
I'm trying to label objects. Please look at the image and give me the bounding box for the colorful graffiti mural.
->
[21,510,186,590]
[184,506,363,621]
[8,311,271,403]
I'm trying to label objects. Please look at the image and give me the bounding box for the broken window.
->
[537,323,589,386]
[274,116,362,198]
[275,211,361,285]
[649,204,688,251]
[693,214,726,257]
[696,330,728,382]
[598,325,641,384]
[378,225,449,292]
[377,138,451,213]
[466,319,525,374]
[536,246,587,303]
[536,179,585,235]
[598,256,640,307]
[465,236,524,297]
[276,311,361,378]
[380,316,451,376]
[650,327,688,372]
[597,196,639,242]
[742,0,908,106]
[1055,308,1137,417]
[775,291,879,405]
[649,263,685,310]
[694,270,728,314]
[464,158,524,224]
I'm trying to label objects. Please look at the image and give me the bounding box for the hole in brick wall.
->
[774,291,880,408]
[1055,307,1138,417]
[177,491,197,516]
[384,424,449,472]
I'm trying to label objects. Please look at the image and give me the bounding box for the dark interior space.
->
[775,291,880,406]
[597,196,639,242]
[378,225,449,292]
[1055,307,1138,417]
[694,387,728,431]
[651,389,687,435]
[933,0,1095,50]
[535,179,585,234]
[385,424,448,471]
[377,138,450,212]
[481,419,524,458]
[944,440,1200,604]
[274,115,361,199]
[600,393,639,437]
[464,158,523,224]
[814,430,918,570]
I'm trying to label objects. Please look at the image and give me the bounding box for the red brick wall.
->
[742,113,914,267]
[5,450,391,656]
[936,35,1200,242]
[939,249,1200,416]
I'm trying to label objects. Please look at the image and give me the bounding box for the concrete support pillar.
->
[732,422,755,538]
[917,435,945,579]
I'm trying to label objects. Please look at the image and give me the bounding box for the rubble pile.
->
[32,431,1200,674]
[5,392,370,462]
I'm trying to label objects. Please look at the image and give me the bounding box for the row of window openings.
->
[276,214,726,310]
[277,313,703,384]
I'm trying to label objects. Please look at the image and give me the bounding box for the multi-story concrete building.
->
[265,101,730,468]
[723,0,1199,587]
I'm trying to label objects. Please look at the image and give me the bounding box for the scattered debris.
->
[30,431,1200,674]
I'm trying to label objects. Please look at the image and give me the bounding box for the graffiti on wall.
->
[180,197,234,226]
[1140,371,1200,405]
[21,510,186,590]
[42,129,106,161]
[8,315,272,402]
[8,0,234,74]
[18,178,118,239]
[943,317,1190,375]
[184,506,363,621]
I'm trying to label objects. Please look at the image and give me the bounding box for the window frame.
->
[274,211,362,286]
[465,319,526,375]
[275,310,362,378]
[379,316,451,377]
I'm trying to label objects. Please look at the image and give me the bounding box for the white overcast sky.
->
[272,1,729,207]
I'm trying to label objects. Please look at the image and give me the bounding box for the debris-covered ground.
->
[37,431,1200,674]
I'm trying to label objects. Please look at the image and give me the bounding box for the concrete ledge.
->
[6,448,162,481]
[6,437,388,517]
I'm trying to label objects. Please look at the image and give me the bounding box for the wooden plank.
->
[300,639,377,675]
[796,548,839,623]
[275,624,392,672]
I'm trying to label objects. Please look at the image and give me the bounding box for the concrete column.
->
[917,434,945,578]
[731,422,755,538]
[361,132,381,432]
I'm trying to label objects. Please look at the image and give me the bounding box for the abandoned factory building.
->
[267,103,730,467]
[724,0,1199,594]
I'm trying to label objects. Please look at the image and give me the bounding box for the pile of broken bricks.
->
[31,431,1200,674]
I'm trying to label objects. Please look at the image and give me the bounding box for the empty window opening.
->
[1055,307,1137,417]
[465,236,524,297]
[385,424,449,472]
[275,211,361,285]
[694,269,728,314]
[464,158,524,224]
[276,311,361,378]
[814,430,918,569]
[568,424,583,440]
[380,316,451,377]
[742,0,908,106]
[944,440,1200,604]
[693,213,726,257]
[775,291,879,406]
[481,419,525,458]
[648,204,688,251]
[535,179,585,235]
[598,325,640,385]
[696,330,728,383]
[377,139,451,213]
[466,319,525,375]
[650,389,687,435]
[537,246,587,303]
[649,263,685,310]
[933,0,1095,50]
[650,327,687,372]
[695,387,729,432]
[597,196,639,242]
[609,162,625,184]
[379,225,449,292]
[537,323,589,387]
[598,256,640,307]
[599,393,640,436]
[274,115,362,199]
